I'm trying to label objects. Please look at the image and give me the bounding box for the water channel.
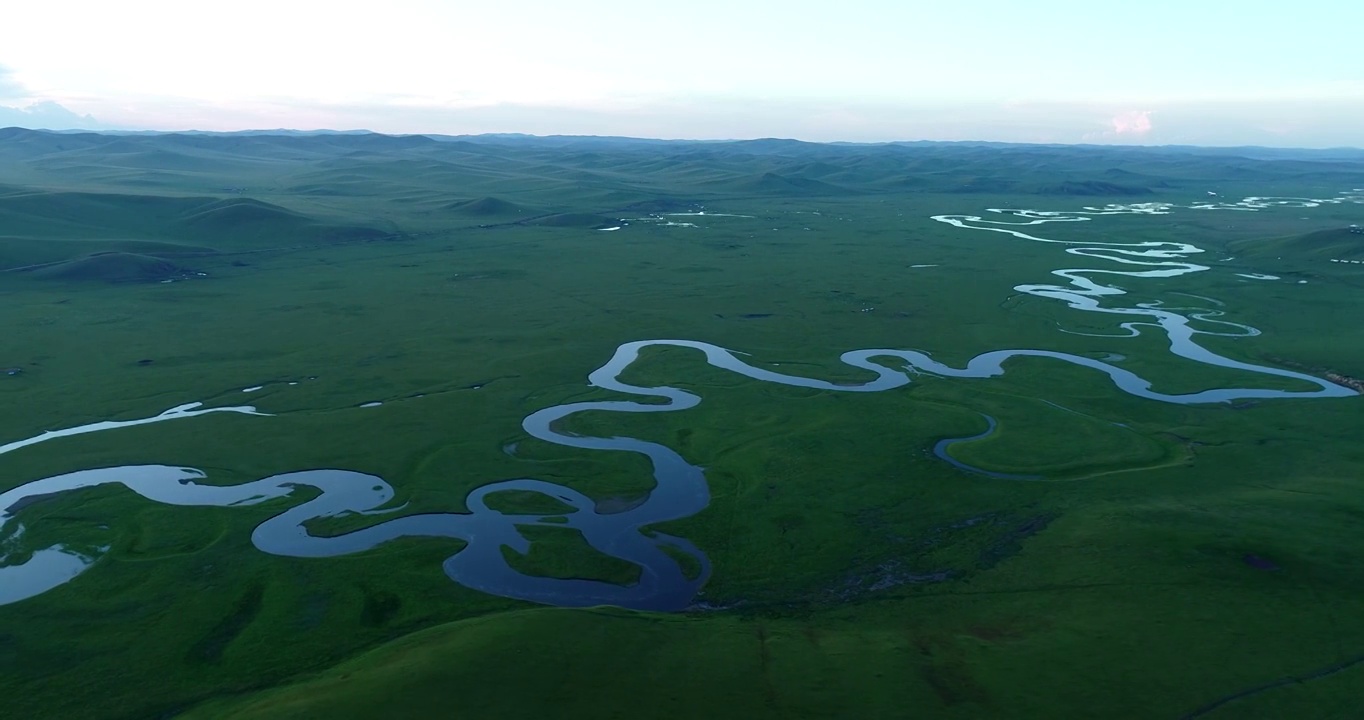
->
[2,191,1360,610]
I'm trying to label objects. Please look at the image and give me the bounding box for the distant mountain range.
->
[0,124,1360,283]
[3,125,1358,159]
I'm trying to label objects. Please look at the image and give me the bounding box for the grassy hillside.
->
[524,212,617,228]
[443,196,533,218]
[1233,227,1364,260]
[26,252,188,283]
[0,188,388,270]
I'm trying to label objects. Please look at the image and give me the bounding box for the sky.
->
[1,0,1362,146]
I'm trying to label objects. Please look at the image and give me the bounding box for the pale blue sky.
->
[1,0,1361,145]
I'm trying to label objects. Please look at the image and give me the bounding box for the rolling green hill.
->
[443,196,532,218]
[1038,180,1155,196]
[9,126,1363,214]
[524,212,617,228]
[26,251,188,283]
[0,188,387,269]
[1232,227,1364,260]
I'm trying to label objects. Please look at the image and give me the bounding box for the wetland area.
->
[1,129,1363,719]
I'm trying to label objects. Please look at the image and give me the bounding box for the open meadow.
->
[1,129,1363,719]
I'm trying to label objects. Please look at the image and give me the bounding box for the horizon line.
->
[2,125,1362,153]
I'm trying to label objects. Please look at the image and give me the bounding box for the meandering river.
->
[1,191,1360,610]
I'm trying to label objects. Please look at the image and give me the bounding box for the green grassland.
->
[0,128,1362,719]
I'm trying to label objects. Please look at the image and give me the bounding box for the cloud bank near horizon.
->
[0,66,107,131]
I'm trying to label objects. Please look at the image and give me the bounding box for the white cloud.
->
[0,101,106,130]
[1110,110,1154,136]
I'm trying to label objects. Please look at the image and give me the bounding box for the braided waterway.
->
[2,191,1360,611]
